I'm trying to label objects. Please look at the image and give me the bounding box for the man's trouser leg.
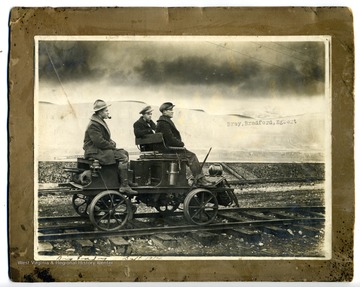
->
[114,149,138,195]
[118,163,138,195]
[184,149,203,179]
[184,149,212,186]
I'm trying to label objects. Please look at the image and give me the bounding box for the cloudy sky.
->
[37,36,329,117]
[35,36,331,161]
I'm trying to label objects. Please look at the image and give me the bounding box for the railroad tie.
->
[293,225,323,237]
[190,231,220,246]
[238,211,270,221]
[151,234,178,249]
[109,236,131,255]
[227,227,261,242]
[260,226,292,238]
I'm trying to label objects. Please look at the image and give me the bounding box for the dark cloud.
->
[254,61,324,95]
[38,40,325,96]
[135,57,261,85]
[135,54,324,95]
[38,41,103,82]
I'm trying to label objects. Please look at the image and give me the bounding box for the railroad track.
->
[227,177,323,185]
[38,206,325,242]
[38,176,324,196]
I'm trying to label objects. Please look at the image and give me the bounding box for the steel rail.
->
[38,216,325,241]
[228,177,324,185]
[38,206,325,223]
[37,205,325,241]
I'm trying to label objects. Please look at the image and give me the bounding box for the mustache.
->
[108,115,112,119]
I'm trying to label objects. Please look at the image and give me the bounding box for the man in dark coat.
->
[83,99,137,195]
[133,106,157,151]
[156,102,212,187]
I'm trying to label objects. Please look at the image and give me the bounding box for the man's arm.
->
[87,124,115,149]
[134,121,154,138]
[159,122,184,147]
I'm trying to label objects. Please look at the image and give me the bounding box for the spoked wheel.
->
[89,190,131,231]
[72,194,92,217]
[183,188,218,225]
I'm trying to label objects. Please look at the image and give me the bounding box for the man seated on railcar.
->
[155,102,212,187]
[82,99,137,195]
[133,105,157,151]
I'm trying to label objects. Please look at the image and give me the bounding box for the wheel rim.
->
[184,188,218,225]
[72,194,91,217]
[89,190,131,231]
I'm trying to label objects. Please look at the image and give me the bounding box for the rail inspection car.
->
[61,133,238,231]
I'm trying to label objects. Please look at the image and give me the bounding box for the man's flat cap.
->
[139,106,153,114]
[159,102,175,113]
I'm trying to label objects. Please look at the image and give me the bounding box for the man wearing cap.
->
[133,106,157,151]
[156,102,212,187]
[83,99,137,195]
[133,106,156,142]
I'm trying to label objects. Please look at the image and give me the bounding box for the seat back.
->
[135,133,164,146]
[135,132,186,152]
[135,133,165,152]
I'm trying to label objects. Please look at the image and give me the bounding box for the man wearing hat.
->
[83,99,137,195]
[134,106,156,137]
[156,102,212,187]
[133,106,157,151]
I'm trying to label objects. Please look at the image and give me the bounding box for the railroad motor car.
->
[60,133,238,231]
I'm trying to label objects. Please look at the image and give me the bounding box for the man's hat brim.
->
[140,106,153,114]
[94,104,111,112]
[159,102,175,112]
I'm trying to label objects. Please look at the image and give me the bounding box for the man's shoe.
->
[119,185,138,195]
[129,182,138,187]
[196,176,213,187]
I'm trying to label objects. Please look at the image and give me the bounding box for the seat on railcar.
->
[135,133,164,152]
[135,133,186,154]
[64,157,122,189]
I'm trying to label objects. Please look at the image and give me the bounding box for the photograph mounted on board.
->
[34,35,331,260]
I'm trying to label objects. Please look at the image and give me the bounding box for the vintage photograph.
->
[34,35,331,260]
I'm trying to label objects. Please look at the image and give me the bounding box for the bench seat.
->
[135,133,185,152]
